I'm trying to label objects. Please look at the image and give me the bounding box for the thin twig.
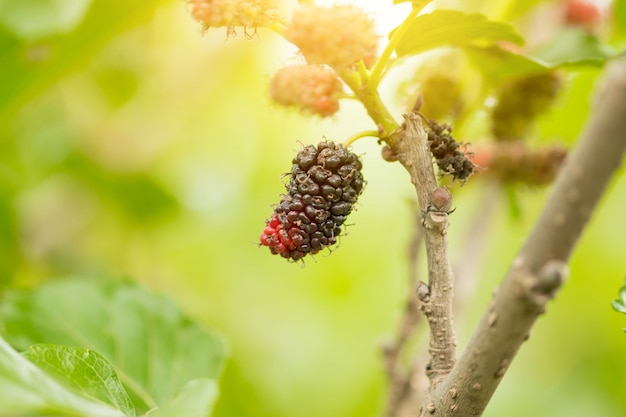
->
[453,184,500,319]
[426,56,626,417]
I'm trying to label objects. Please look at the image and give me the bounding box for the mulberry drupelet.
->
[260,141,364,261]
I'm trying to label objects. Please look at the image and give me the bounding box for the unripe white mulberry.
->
[270,65,343,117]
[188,0,280,35]
[285,4,378,70]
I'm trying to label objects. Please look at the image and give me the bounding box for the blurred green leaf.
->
[612,278,626,334]
[0,0,169,122]
[464,45,548,86]
[612,0,626,43]
[147,379,218,417]
[465,29,612,88]
[612,279,626,315]
[107,175,178,221]
[0,188,20,287]
[23,344,135,417]
[0,336,128,416]
[392,0,433,7]
[65,153,179,222]
[1,279,227,415]
[499,0,555,20]
[0,0,92,40]
[392,10,523,58]
[94,68,140,107]
[533,28,616,67]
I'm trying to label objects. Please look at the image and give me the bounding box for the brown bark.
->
[425,56,626,416]
[393,114,457,390]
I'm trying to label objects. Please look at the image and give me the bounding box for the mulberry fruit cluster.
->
[260,142,364,261]
[270,65,343,117]
[285,4,378,70]
[187,0,280,35]
[425,120,474,182]
[418,74,463,121]
[491,71,563,141]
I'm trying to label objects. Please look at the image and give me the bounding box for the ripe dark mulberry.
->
[260,141,364,261]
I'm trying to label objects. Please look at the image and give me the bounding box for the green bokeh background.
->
[1,0,625,416]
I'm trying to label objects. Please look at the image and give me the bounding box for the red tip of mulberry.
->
[260,214,297,255]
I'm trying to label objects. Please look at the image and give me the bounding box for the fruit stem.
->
[368,5,422,90]
[339,68,401,146]
[344,130,380,146]
[355,59,370,86]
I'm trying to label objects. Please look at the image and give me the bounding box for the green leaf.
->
[0,336,128,416]
[465,29,613,88]
[393,10,524,58]
[1,279,228,415]
[23,344,135,417]
[533,28,616,67]
[464,45,549,86]
[0,0,92,41]
[146,379,218,417]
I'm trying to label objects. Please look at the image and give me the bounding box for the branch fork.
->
[386,57,626,417]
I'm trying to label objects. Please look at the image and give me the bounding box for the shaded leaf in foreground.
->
[0,336,129,417]
[0,279,227,415]
[23,344,135,417]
